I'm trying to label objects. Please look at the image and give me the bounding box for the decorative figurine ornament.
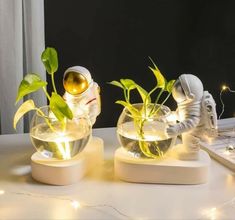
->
[13,48,103,185]
[63,66,101,125]
[112,59,216,184]
[167,74,217,160]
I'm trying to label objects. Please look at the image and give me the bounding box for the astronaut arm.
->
[167,115,200,137]
[166,110,179,123]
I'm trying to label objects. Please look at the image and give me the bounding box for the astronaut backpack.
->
[201,91,217,131]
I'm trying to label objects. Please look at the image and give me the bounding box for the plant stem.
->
[127,89,130,102]
[146,86,158,103]
[134,117,162,159]
[152,92,172,115]
[123,88,128,102]
[42,87,51,101]
[51,73,57,93]
[161,92,171,106]
[36,108,56,132]
[155,88,164,105]
[137,92,171,158]
[149,88,164,116]
[143,85,158,117]
[62,117,67,132]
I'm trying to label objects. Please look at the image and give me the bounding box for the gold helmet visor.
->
[63,71,89,95]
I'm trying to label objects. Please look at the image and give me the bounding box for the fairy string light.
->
[4,190,134,220]
[1,188,235,219]
[219,85,235,119]
[198,196,235,219]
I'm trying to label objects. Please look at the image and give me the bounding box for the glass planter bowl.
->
[117,103,175,158]
[30,106,91,160]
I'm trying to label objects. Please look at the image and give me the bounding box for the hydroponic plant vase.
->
[30,106,91,160]
[117,103,175,158]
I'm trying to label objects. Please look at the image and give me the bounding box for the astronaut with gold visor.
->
[63,66,101,126]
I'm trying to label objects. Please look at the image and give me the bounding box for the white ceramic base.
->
[115,147,211,184]
[31,136,103,185]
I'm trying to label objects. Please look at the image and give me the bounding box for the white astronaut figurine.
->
[166,74,217,160]
[63,66,101,126]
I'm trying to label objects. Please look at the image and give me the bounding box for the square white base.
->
[115,147,211,184]
[31,137,103,185]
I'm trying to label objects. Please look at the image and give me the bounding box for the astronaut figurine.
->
[63,66,101,126]
[166,74,217,160]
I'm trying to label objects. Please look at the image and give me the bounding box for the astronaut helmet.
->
[63,66,93,95]
[172,74,204,103]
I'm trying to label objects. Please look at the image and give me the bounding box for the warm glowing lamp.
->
[114,73,213,184]
[13,48,104,186]
[31,66,103,185]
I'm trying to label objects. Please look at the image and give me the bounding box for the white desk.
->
[0,127,235,220]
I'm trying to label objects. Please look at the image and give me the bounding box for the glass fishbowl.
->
[117,103,175,158]
[30,106,91,160]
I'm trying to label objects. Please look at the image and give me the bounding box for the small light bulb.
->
[222,85,227,91]
[209,207,217,220]
[224,150,231,156]
[0,190,5,195]
[71,200,81,209]
[203,207,218,220]
[167,113,177,122]
[211,207,216,212]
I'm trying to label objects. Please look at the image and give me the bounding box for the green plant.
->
[13,47,73,131]
[109,57,175,158]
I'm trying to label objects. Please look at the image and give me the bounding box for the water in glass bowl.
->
[30,120,90,160]
[117,120,174,158]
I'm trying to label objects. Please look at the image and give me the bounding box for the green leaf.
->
[15,73,47,104]
[108,80,124,89]
[135,85,151,104]
[41,47,58,74]
[115,100,141,118]
[49,93,73,122]
[148,57,166,89]
[148,56,160,70]
[166,80,175,93]
[13,99,35,129]
[120,79,136,90]
[149,66,166,89]
[118,79,151,104]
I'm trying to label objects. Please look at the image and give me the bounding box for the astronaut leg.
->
[177,132,200,160]
[88,102,101,126]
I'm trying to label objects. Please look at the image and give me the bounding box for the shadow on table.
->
[86,159,122,183]
[1,152,120,186]
[0,147,40,185]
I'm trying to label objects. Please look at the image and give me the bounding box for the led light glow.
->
[219,84,235,119]
[209,207,217,220]
[0,190,5,195]
[223,144,235,156]
[222,85,227,91]
[71,200,81,209]
[55,134,72,160]
[208,137,214,144]
[166,112,177,123]
[203,207,218,220]
[223,150,231,156]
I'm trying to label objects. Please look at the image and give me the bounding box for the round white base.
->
[114,147,211,184]
[31,137,103,185]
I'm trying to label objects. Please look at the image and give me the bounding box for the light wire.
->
[219,86,235,119]
[8,190,134,220]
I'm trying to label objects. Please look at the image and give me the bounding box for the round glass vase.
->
[117,103,175,158]
[30,106,91,160]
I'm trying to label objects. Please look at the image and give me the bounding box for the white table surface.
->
[0,127,235,220]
